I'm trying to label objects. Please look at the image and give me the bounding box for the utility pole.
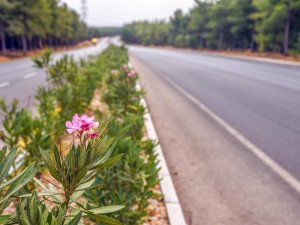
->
[81,0,87,22]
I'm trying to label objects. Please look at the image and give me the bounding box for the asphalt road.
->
[129,46,300,225]
[0,38,110,109]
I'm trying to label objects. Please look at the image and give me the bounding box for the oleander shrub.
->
[0,114,124,225]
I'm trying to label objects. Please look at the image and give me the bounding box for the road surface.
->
[0,38,110,109]
[129,46,300,225]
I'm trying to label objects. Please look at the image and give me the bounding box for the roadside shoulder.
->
[130,58,187,225]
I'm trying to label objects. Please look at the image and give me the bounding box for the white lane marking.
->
[0,82,10,88]
[161,75,300,194]
[24,72,37,79]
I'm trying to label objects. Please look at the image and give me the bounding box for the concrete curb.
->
[135,81,187,225]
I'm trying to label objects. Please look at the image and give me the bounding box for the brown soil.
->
[143,185,169,225]
[0,40,93,63]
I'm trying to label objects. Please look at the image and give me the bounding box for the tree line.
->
[0,0,87,55]
[88,27,121,38]
[121,0,300,55]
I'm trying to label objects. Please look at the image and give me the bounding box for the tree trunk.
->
[218,31,224,50]
[283,0,291,55]
[250,30,255,52]
[38,38,43,49]
[21,31,27,55]
[10,37,16,50]
[0,23,7,55]
[48,36,53,47]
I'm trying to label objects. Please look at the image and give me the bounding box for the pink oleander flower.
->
[111,69,119,75]
[123,64,130,72]
[66,114,99,134]
[127,70,136,78]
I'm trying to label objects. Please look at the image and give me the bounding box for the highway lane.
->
[129,46,300,224]
[130,46,300,180]
[0,38,110,109]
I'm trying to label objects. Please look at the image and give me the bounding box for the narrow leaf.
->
[89,205,125,214]
[0,148,17,184]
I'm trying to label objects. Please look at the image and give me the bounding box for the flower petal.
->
[67,128,76,134]
[72,114,80,124]
[66,121,73,128]
[80,114,88,121]
[86,116,94,123]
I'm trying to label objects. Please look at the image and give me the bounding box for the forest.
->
[121,0,300,55]
[88,27,122,38]
[0,0,87,55]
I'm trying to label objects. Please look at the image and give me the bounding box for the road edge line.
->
[160,75,300,194]
[129,61,187,225]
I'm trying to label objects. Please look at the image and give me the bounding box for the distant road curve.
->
[0,37,111,109]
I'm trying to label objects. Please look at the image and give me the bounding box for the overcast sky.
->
[62,0,195,27]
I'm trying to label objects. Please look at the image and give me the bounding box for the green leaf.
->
[0,215,12,224]
[0,147,17,185]
[73,204,124,225]
[40,208,49,224]
[0,163,37,204]
[89,144,116,170]
[89,205,125,214]
[17,192,62,198]
[33,177,48,192]
[71,178,95,201]
[73,167,88,187]
[74,178,95,192]
[0,146,7,165]
[66,212,82,225]
[97,154,123,170]
[85,213,124,225]
[39,149,60,181]
[75,183,103,192]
